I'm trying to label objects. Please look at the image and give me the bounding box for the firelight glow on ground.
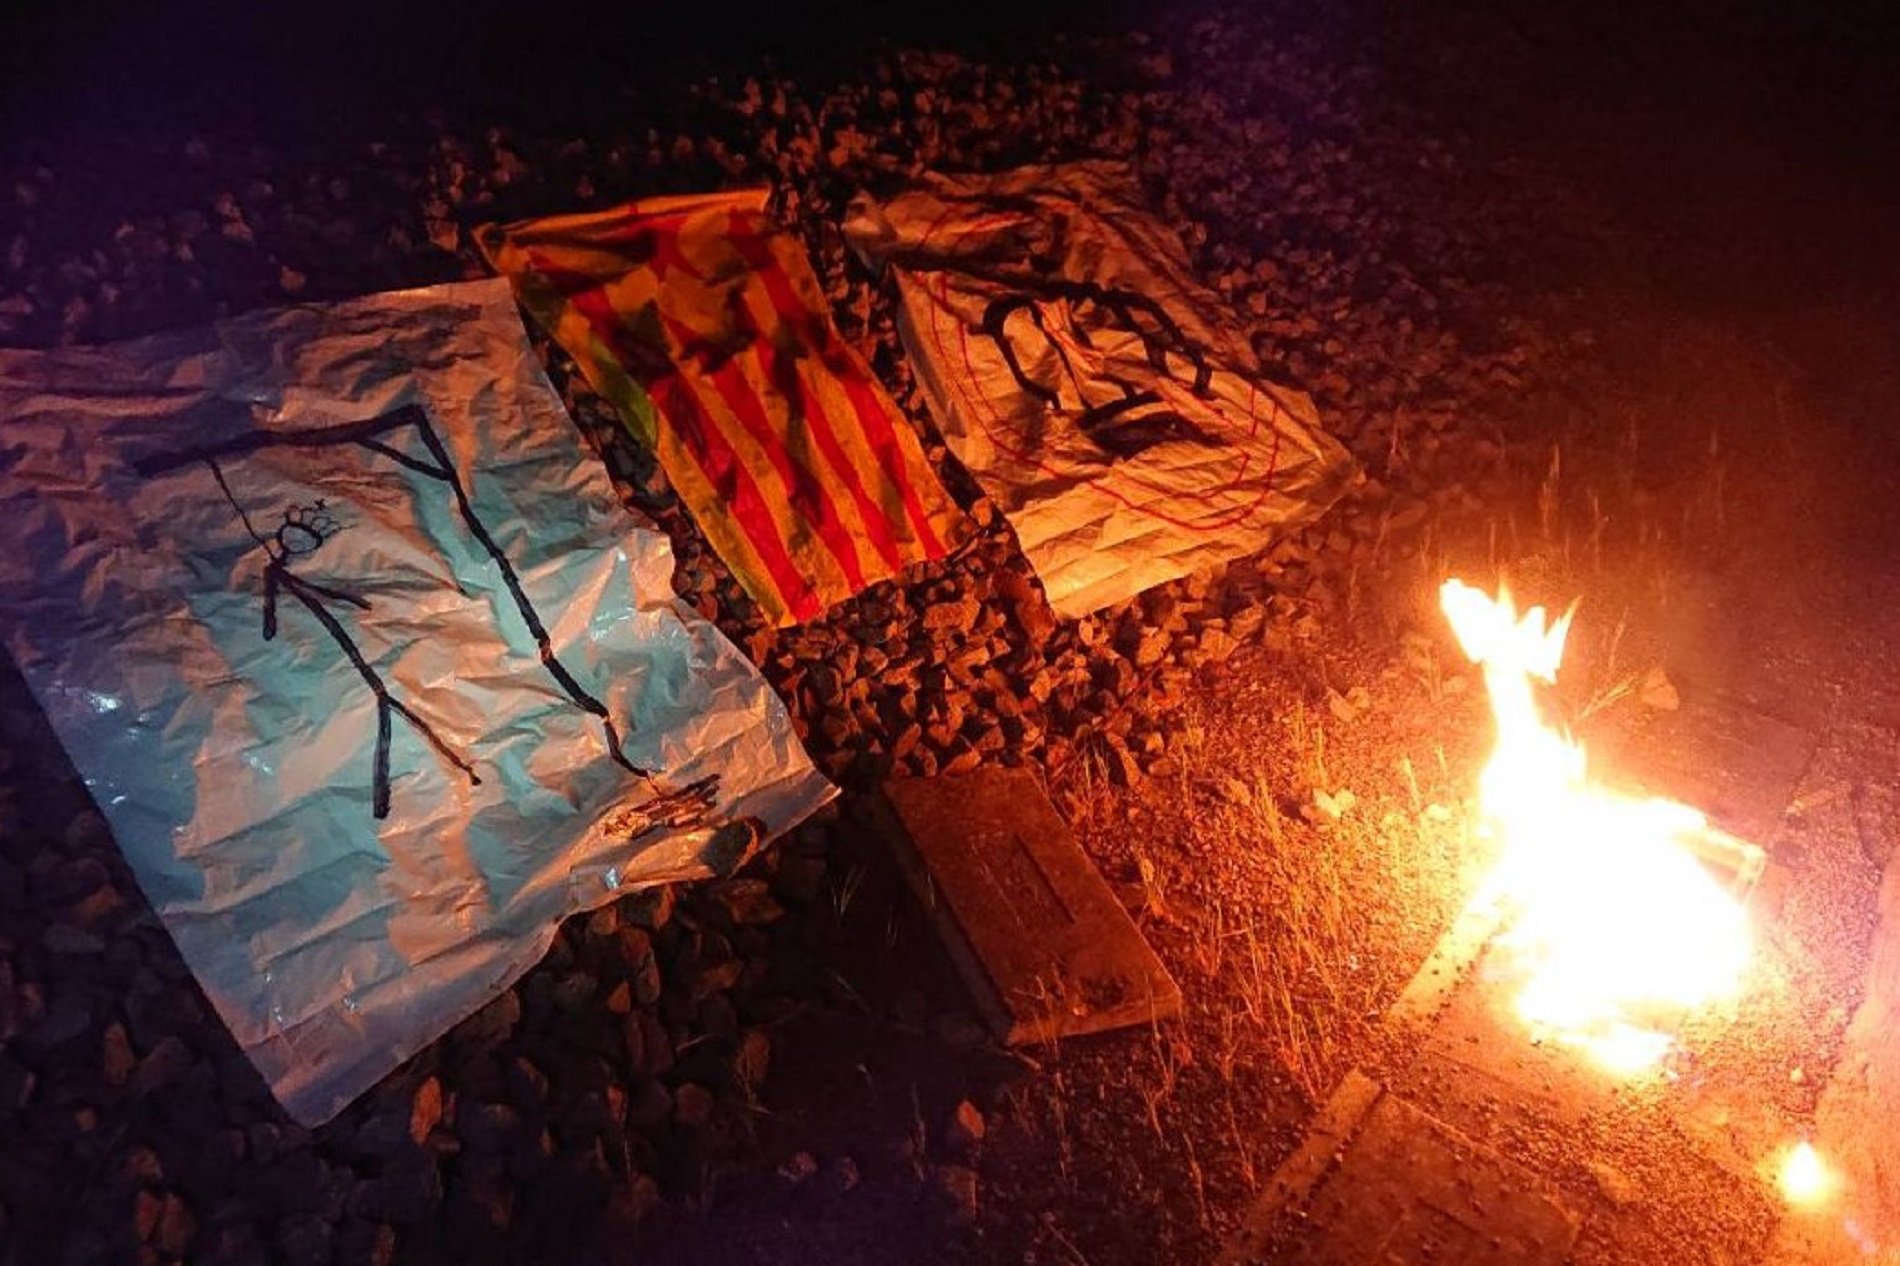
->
[1439,579,1756,1075]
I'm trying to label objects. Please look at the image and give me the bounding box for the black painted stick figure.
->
[211,466,479,819]
[140,406,679,825]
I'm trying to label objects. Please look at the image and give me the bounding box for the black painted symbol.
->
[977,278,1227,461]
[274,499,339,556]
[134,405,702,824]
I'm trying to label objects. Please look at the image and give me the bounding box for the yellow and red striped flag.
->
[479,192,971,626]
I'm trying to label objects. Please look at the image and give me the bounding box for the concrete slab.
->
[1281,1091,1580,1266]
[1380,898,1503,1048]
[1595,691,1818,847]
[1222,1070,1385,1266]
[1397,939,1617,1144]
[876,766,1182,1044]
[1653,568,1838,736]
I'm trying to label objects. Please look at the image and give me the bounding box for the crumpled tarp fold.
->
[846,161,1355,617]
[479,192,973,627]
[0,278,834,1125]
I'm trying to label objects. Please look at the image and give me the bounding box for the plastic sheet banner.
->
[845,161,1355,617]
[478,192,972,628]
[0,278,833,1125]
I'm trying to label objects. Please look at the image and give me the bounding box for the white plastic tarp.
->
[846,161,1355,617]
[0,278,833,1125]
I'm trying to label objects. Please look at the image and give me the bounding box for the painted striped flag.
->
[479,192,971,626]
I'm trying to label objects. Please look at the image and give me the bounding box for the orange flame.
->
[1439,579,1753,1074]
[1778,1141,1837,1208]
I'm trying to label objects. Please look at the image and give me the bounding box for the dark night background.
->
[4,0,1899,302]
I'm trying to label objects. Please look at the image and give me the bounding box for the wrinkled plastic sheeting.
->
[0,279,834,1125]
[846,161,1356,618]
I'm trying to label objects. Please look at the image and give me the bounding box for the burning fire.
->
[1439,579,1755,1074]
[1777,1141,1837,1208]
